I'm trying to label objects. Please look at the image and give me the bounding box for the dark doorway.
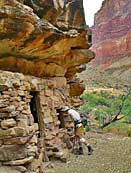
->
[30,92,39,123]
[88,34,92,43]
[30,91,49,161]
[30,91,40,137]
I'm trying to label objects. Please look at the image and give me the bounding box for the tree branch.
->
[101,92,131,128]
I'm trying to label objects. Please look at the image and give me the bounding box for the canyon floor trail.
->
[47,132,131,173]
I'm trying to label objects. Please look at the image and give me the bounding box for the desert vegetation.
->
[79,89,131,136]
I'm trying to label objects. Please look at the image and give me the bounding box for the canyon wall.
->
[92,0,131,69]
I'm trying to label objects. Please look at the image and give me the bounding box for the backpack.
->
[81,116,88,127]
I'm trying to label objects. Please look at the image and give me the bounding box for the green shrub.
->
[104,122,131,137]
[79,90,131,128]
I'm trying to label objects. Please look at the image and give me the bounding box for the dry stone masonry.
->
[0,0,94,172]
[0,71,72,172]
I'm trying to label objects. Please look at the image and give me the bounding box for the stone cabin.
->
[0,0,94,172]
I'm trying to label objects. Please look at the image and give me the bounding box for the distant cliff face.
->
[92,0,131,68]
[78,0,131,89]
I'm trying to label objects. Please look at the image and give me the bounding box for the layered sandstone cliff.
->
[0,0,93,79]
[92,0,131,68]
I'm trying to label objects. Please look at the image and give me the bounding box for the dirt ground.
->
[47,132,131,173]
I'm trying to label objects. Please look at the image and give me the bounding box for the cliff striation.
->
[92,0,131,69]
[79,0,131,90]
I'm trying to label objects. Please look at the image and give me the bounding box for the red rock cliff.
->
[92,0,131,68]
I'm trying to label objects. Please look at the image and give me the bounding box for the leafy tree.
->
[80,90,131,128]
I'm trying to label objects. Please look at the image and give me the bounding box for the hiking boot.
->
[78,147,84,155]
[87,145,93,155]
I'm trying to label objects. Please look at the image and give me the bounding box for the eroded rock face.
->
[0,0,93,79]
[92,0,131,68]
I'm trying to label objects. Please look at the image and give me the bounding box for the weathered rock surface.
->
[0,0,93,79]
[92,0,131,68]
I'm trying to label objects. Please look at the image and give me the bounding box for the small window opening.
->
[56,109,65,128]
[88,34,92,44]
[0,91,3,95]
[71,46,82,50]
[30,91,40,137]
[21,96,25,101]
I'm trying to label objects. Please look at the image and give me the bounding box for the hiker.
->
[61,106,93,155]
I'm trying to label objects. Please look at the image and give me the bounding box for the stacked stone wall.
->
[0,70,75,173]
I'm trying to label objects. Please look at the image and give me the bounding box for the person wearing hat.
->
[61,106,93,155]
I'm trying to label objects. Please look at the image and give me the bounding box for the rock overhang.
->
[0,0,94,78]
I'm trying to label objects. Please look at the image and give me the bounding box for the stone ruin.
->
[0,0,94,172]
